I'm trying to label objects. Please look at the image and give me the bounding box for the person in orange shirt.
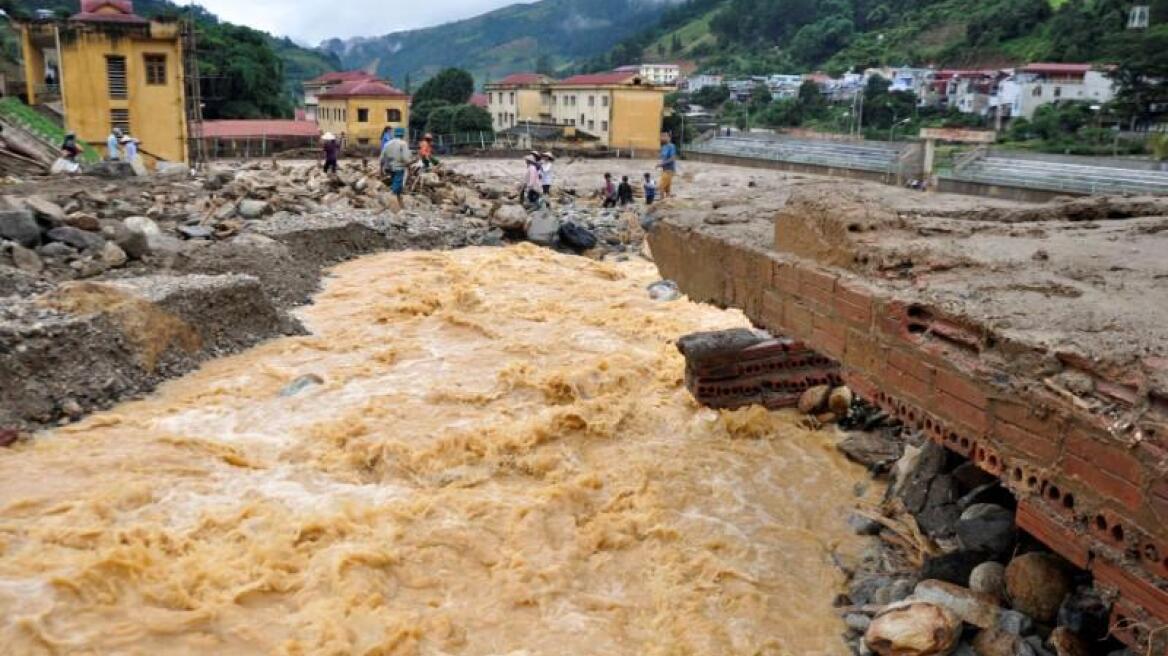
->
[419,134,437,169]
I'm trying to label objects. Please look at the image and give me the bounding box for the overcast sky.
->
[193,0,522,44]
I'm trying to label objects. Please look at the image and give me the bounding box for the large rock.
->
[47,226,105,252]
[1048,627,1087,656]
[237,199,270,219]
[491,204,528,230]
[123,216,161,237]
[24,196,67,227]
[914,579,1004,629]
[829,386,854,415]
[1006,553,1073,623]
[922,550,992,587]
[865,601,962,656]
[10,244,43,273]
[65,213,101,232]
[799,384,831,414]
[100,241,127,267]
[838,430,904,472]
[970,562,1008,604]
[972,627,1035,656]
[958,504,1016,558]
[526,211,561,245]
[1056,588,1110,643]
[0,209,41,247]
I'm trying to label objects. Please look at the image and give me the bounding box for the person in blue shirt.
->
[657,132,677,198]
[643,172,657,205]
[106,128,122,161]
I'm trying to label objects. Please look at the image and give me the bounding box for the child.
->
[617,175,634,206]
[602,173,617,208]
[643,173,657,205]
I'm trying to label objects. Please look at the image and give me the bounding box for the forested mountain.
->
[320,0,684,87]
[592,0,1168,75]
[3,0,341,118]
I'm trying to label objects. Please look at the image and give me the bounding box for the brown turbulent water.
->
[0,245,874,655]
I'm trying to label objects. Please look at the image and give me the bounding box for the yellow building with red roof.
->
[316,79,411,149]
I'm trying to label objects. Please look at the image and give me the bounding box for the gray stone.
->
[995,609,1033,636]
[648,280,681,302]
[100,241,127,267]
[11,244,43,273]
[280,374,324,397]
[145,234,184,260]
[913,579,1003,629]
[491,204,528,230]
[65,213,101,231]
[47,226,106,252]
[958,504,1016,557]
[970,562,1008,604]
[525,211,560,245]
[845,613,872,635]
[123,216,161,237]
[23,196,67,226]
[838,430,904,472]
[178,225,214,240]
[237,199,270,219]
[118,229,151,260]
[38,242,75,258]
[0,209,41,247]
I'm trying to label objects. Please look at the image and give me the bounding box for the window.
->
[110,109,130,134]
[1053,87,1062,98]
[106,55,127,99]
[387,108,402,122]
[510,92,515,104]
[144,54,166,85]
[357,138,370,145]
[602,96,609,107]
[1032,86,1043,97]
[588,120,595,131]
[580,113,585,124]
[357,108,369,122]
[588,95,595,107]
[601,120,608,132]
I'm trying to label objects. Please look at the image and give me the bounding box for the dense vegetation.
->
[321,0,679,88]
[7,0,341,119]
[403,68,492,137]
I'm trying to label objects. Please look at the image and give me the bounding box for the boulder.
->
[178,225,214,240]
[969,562,1008,604]
[47,226,105,252]
[922,550,992,587]
[972,627,1035,656]
[24,196,68,227]
[65,213,101,231]
[799,385,831,415]
[837,430,904,472]
[491,204,528,230]
[914,579,1004,629]
[958,504,1016,558]
[1006,553,1072,623]
[526,211,561,245]
[100,241,127,267]
[237,199,270,219]
[865,601,962,656]
[829,386,854,415]
[11,244,43,273]
[1056,588,1110,643]
[123,216,161,237]
[38,242,75,259]
[0,209,41,247]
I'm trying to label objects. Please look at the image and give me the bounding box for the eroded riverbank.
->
[0,245,875,655]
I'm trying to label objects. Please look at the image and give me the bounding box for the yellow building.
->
[484,73,553,131]
[550,71,666,151]
[17,0,189,164]
[316,79,410,149]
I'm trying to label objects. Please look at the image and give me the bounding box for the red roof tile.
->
[470,93,489,108]
[558,71,640,86]
[318,79,409,99]
[306,70,379,85]
[195,120,321,139]
[493,73,551,86]
[72,0,147,23]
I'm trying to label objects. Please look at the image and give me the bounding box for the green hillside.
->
[321,0,689,87]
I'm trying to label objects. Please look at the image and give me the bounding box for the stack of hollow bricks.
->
[651,225,1168,653]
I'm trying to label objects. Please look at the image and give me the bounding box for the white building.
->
[683,74,724,93]
[614,63,681,87]
[991,64,1116,120]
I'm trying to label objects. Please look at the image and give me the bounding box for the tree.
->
[657,43,667,58]
[670,33,683,55]
[413,68,475,106]
[749,83,773,111]
[535,54,555,77]
[692,84,731,108]
[410,99,451,135]
[427,104,494,135]
[197,23,293,119]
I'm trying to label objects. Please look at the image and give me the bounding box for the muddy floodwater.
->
[0,245,875,655]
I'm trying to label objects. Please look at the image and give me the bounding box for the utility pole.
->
[182,1,207,166]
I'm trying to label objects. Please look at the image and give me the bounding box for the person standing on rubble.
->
[539,152,555,196]
[380,126,393,151]
[419,134,436,170]
[657,132,677,198]
[106,128,122,161]
[523,155,543,207]
[121,135,139,162]
[380,127,412,200]
[322,133,340,174]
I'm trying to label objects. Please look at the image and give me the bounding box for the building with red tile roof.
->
[318,79,409,99]
[316,79,411,150]
[302,70,382,122]
[71,0,147,23]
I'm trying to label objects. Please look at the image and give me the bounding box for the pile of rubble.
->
[830,427,1129,656]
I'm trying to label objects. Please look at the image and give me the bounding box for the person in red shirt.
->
[419,134,436,169]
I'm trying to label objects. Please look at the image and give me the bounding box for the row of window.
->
[487,92,611,108]
[560,118,608,132]
[105,54,167,99]
[320,107,403,123]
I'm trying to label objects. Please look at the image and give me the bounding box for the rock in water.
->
[969,562,1008,604]
[280,374,324,397]
[0,209,42,247]
[957,504,1016,558]
[559,222,598,251]
[865,601,962,656]
[829,386,854,415]
[798,385,831,415]
[1006,553,1072,623]
[647,280,681,302]
[525,211,561,246]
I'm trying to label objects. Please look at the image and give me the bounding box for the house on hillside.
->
[681,74,723,93]
[316,79,410,149]
[302,70,378,122]
[614,63,682,87]
[923,70,1003,114]
[483,73,554,131]
[992,64,1117,121]
[15,0,189,163]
